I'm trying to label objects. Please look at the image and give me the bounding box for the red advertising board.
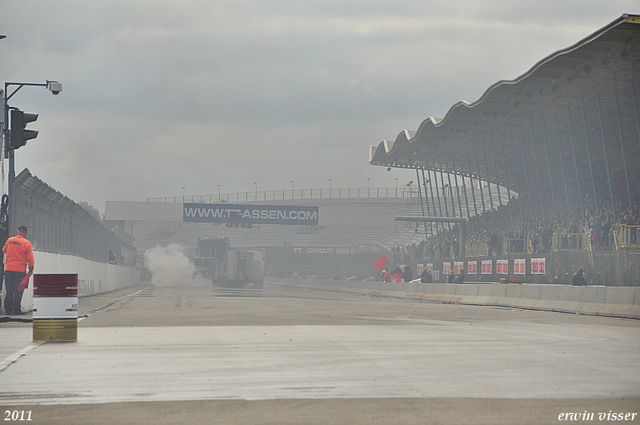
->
[496,259,508,275]
[531,258,546,275]
[481,260,492,275]
[467,261,477,275]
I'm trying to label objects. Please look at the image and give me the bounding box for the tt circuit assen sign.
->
[183,203,319,226]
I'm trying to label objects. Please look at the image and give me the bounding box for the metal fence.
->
[148,185,514,205]
[10,169,136,265]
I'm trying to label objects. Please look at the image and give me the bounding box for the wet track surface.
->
[1,282,639,424]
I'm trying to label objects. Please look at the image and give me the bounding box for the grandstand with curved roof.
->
[370,13,640,228]
[111,14,640,283]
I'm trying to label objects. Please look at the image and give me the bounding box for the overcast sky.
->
[1,1,637,212]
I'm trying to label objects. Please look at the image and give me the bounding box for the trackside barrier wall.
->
[266,278,640,319]
[8,251,140,314]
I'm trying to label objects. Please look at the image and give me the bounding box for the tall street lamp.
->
[3,80,62,239]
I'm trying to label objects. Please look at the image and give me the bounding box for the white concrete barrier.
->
[600,287,640,319]
[553,286,584,314]
[501,284,524,308]
[516,285,541,310]
[265,278,640,319]
[488,284,508,306]
[578,286,607,316]
[536,285,562,311]
[470,284,493,306]
[8,251,140,314]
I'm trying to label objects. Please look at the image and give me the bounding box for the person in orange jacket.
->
[3,225,35,315]
[381,268,391,283]
[391,265,403,283]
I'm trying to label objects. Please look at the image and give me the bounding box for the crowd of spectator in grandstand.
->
[392,176,640,264]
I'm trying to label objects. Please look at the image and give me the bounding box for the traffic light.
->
[10,109,39,150]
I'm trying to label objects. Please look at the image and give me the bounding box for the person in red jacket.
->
[3,225,35,315]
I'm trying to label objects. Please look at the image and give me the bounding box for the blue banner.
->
[183,203,319,225]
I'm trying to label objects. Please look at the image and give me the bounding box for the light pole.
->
[290,180,294,198]
[217,184,221,202]
[328,178,332,197]
[3,80,62,238]
[254,181,257,201]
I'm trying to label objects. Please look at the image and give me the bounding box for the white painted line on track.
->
[0,341,45,373]
[2,289,147,371]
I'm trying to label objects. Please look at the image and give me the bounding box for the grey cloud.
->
[2,0,638,211]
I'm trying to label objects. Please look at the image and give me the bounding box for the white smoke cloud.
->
[143,244,209,287]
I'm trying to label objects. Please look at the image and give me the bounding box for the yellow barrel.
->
[33,318,77,341]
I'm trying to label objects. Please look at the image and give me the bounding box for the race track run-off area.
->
[1,283,639,425]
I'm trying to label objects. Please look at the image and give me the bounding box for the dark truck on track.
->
[194,238,263,288]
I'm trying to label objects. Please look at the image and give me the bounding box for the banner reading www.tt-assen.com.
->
[183,203,319,225]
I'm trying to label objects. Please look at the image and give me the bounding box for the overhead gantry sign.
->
[183,202,319,226]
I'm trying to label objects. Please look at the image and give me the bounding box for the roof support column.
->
[499,133,515,226]
[416,168,429,238]
[490,134,505,225]
[438,163,451,230]
[581,96,600,216]
[466,148,480,233]
[529,117,547,223]
[509,130,525,230]
[632,80,640,147]
[449,155,464,222]
[541,115,559,223]
[519,126,535,225]
[481,142,496,228]
[554,113,573,223]
[421,170,434,236]
[613,89,634,218]
[431,161,445,221]
[596,93,617,220]
[426,168,439,234]
[567,105,585,220]
[458,148,472,226]
[445,160,457,219]
[474,149,489,228]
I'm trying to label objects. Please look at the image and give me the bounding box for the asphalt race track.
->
[1,283,639,425]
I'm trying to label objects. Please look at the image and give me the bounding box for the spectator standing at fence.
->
[571,268,587,286]
[420,268,432,283]
[402,265,413,283]
[3,225,35,315]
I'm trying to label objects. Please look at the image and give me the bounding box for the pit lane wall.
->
[3,251,140,314]
[265,278,640,320]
